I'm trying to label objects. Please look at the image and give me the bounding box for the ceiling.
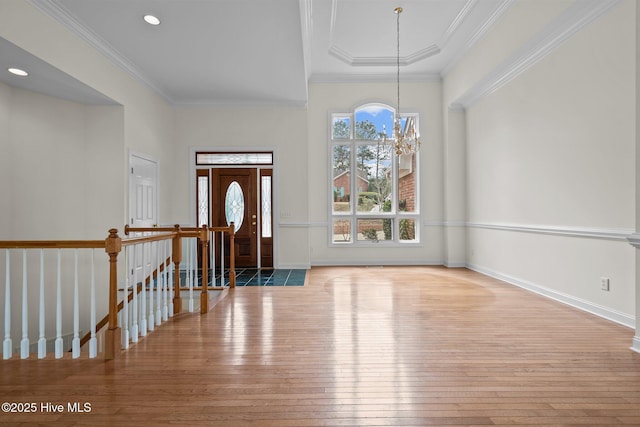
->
[1,0,513,106]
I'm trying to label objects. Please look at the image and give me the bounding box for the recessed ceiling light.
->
[8,67,28,77]
[143,14,161,26]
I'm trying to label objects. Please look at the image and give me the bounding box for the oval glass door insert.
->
[225,181,245,230]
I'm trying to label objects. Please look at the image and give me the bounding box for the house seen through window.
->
[330,103,419,245]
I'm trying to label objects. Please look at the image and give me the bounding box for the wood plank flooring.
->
[2,266,640,426]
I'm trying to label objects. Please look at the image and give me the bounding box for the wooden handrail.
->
[0,240,105,249]
[121,232,177,246]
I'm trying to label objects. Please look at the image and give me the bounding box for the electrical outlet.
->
[600,277,610,291]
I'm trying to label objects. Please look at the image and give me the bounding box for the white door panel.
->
[129,154,158,279]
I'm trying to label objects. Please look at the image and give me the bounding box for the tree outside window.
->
[330,103,420,244]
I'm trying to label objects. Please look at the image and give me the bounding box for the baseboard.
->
[276,263,312,270]
[631,336,640,353]
[310,259,444,267]
[467,263,635,329]
[444,261,467,268]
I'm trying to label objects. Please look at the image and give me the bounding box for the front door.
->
[212,168,258,267]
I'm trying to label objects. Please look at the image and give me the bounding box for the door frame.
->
[190,147,278,268]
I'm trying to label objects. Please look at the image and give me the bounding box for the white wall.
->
[0,82,10,238]
[173,106,309,268]
[307,81,444,265]
[4,87,125,239]
[445,0,636,325]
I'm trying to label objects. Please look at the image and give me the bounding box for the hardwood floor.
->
[2,266,640,426]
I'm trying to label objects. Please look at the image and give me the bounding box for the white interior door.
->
[129,153,159,281]
[130,153,158,228]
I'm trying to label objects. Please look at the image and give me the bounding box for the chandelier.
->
[383,6,421,156]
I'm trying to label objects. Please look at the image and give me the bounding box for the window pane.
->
[355,104,393,140]
[332,145,351,213]
[332,219,351,243]
[196,152,273,165]
[261,176,272,238]
[197,176,209,226]
[356,144,393,213]
[398,153,416,213]
[332,115,351,139]
[225,181,245,230]
[399,219,417,242]
[356,219,392,241]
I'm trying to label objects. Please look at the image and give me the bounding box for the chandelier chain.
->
[396,8,401,116]
[386,6,420,156]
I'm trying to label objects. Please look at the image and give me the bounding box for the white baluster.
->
[89,250,97,358]
[162,239,168,321]
[3,250,12,360]
[221,231,226,287]
[148,241,155,332]
[140,242,147,337]
[168,244,174,318]
[156,241,161,326]
[20,249,29,359]
[131,243,139,343]
[72,250,80,358]
[55,250,63,358]
[194,238,199,308]
[37,249,46,359]
[211,232,217,287]
[122,245,130,349]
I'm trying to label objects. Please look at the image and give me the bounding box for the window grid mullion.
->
[329,104,419,245]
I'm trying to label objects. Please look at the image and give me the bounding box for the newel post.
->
[200,225,209,314]
[104,228,122,360]
[172,225,182,314]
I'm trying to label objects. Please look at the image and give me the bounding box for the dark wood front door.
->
[212,168,258,267]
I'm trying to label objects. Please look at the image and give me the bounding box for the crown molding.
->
[299,0,313,83]
[29,0,174,104]
[173,98,309,109]
[440,0,479,47]
[328,0,475,68]
[328,44,441,67]
[309,72,441,84]
[441,0,516,77]
[450,0,622,110]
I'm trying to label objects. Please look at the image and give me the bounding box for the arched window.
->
[330,103,420,245]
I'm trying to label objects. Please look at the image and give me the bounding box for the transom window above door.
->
[330,103,420,245]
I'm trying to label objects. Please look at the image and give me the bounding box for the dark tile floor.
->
[228,268,307,286]
[182,268,307,287]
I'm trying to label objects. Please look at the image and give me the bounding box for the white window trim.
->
[327,104,421,247]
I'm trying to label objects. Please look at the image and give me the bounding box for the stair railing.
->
[1,223,236,361]
[1,239,106,360]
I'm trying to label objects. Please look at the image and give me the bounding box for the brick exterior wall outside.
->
[332,155,415,239]
[398,154,416,211]
[333,172,368,202]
